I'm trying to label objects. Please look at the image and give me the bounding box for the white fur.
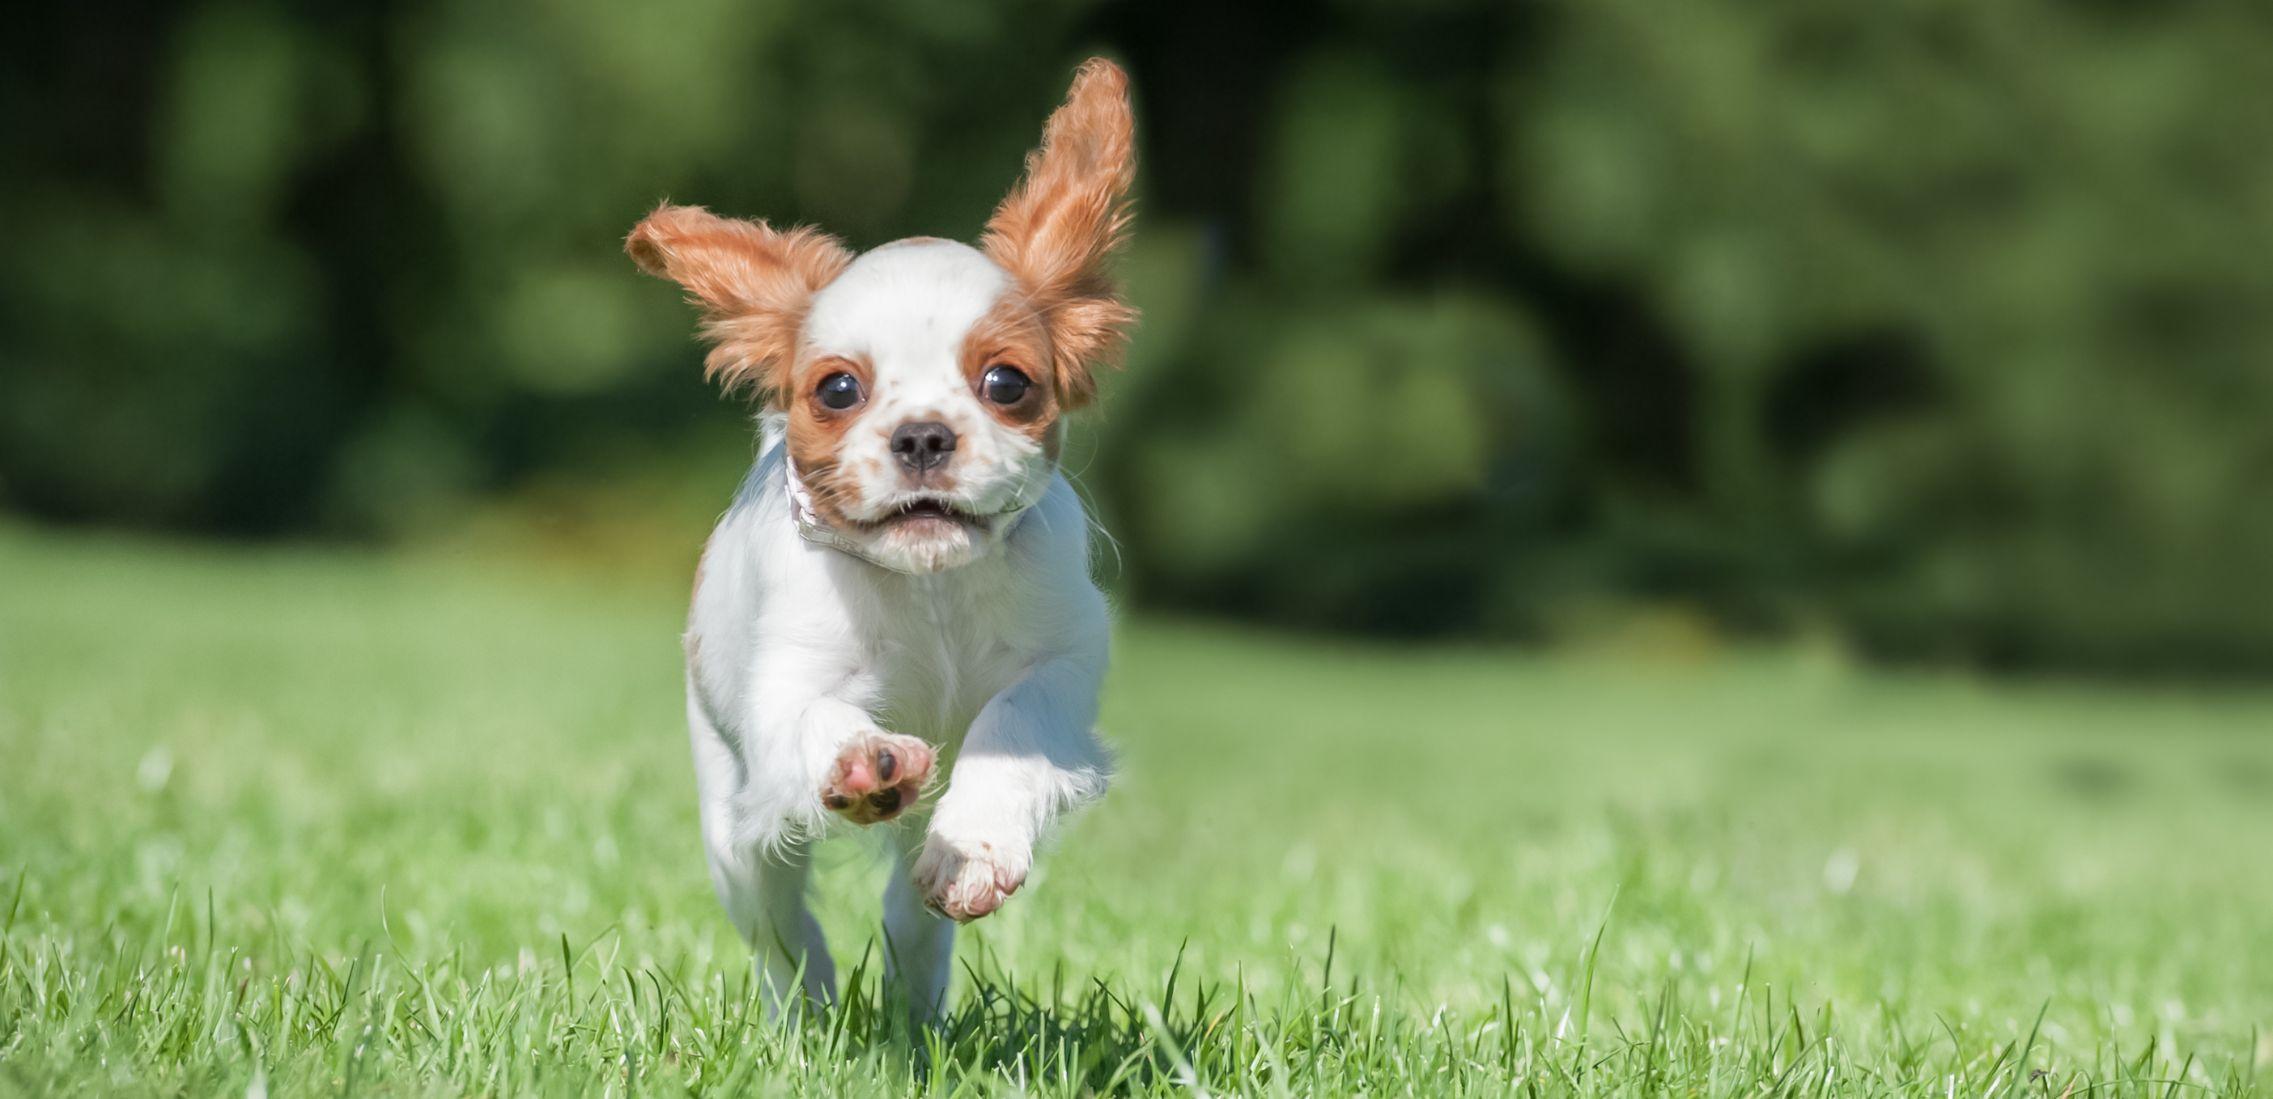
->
[684,241,1112,1020]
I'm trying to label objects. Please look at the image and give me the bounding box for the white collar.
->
[783,458,888,567]
[782,458,1032,572]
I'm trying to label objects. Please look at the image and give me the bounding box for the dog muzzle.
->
[783,459,1030,572]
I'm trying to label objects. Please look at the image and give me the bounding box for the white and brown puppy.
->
[625,59,1136,1018]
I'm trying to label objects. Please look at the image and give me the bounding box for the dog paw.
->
[820,733,936,825]
[910,832,1029,922]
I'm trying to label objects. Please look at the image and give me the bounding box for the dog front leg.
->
[911,654,1111,922]
[689,685,845,1017]
[696,675,933,1015]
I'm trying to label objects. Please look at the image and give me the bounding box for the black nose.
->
[890,421,957,473]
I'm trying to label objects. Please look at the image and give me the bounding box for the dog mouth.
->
[874,496,987,532]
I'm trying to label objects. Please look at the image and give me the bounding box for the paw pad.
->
[821,734,935,825]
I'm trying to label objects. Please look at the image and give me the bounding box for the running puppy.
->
[625,59,1136,1018]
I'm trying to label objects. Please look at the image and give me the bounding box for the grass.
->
[2,521,2270,1096]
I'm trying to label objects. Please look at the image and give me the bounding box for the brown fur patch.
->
[626,204,852,405]
[961,295,1060,442]
[784,355,873,528]
[982,59,1140,411]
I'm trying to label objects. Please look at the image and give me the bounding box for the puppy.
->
[625,59,1135,1019]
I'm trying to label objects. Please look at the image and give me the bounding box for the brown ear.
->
[982,58,1139,410]
[626,203,852,402]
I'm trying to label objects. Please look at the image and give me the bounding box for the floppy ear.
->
[626,203,852,403]
[982,58,1139,410]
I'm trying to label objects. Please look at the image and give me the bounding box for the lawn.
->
[2,522,2269,1096]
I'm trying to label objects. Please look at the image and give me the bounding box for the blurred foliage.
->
[4,0,2270,672]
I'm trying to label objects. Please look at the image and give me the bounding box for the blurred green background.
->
[6,0,2271,674]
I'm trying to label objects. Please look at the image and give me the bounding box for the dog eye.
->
[981,365,1032,405]
[816,372,864,411]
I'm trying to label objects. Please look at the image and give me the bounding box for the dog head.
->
[628,59,1137,574]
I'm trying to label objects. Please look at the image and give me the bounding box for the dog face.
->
[628,59,1136,574]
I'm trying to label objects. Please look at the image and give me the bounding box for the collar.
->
[783,458,889,567]
[783,458,1032,572]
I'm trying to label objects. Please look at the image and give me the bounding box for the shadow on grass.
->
[777,937,1220,1094]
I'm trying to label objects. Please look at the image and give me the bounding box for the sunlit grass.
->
[2,523,2268,1095]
